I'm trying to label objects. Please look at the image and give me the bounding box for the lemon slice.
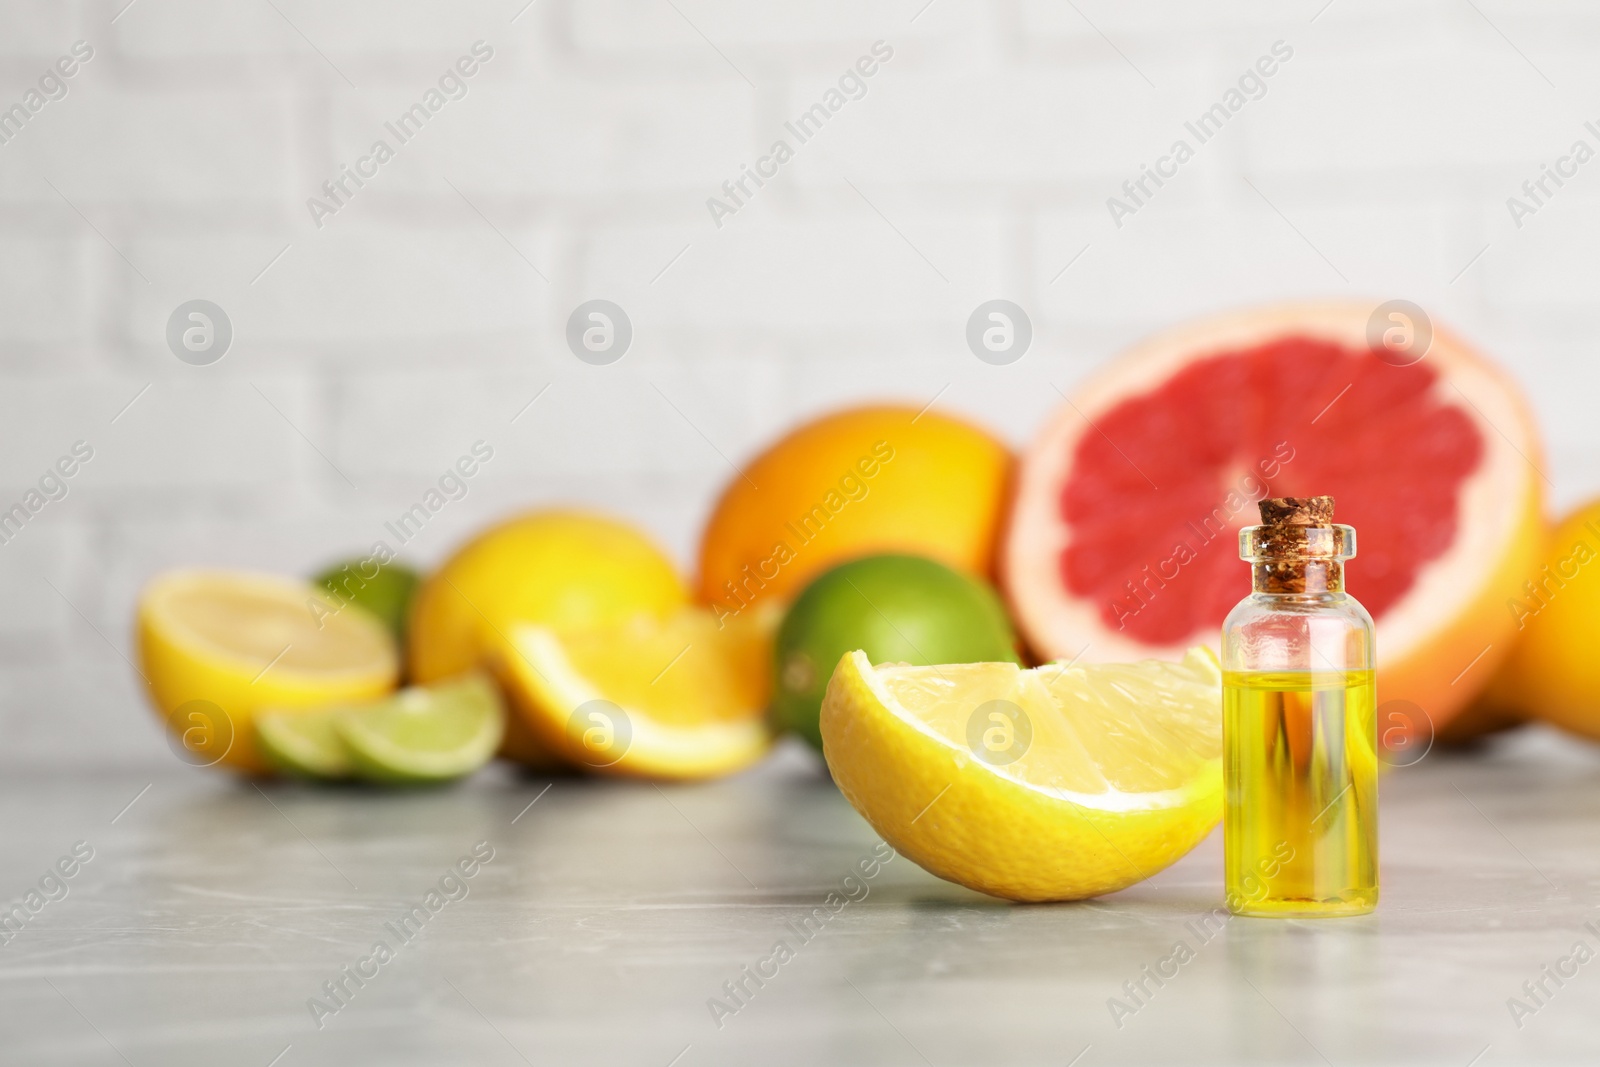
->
[137,570,399,773]
[336,675,504,784]
[821,647,1223,902]
[494,608,773,779]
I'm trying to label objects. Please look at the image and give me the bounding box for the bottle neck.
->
[1251,559,1343,594]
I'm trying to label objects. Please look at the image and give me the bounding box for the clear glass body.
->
[1220,528,1378,918]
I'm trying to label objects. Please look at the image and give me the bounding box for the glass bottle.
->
[1220,495,1377,917]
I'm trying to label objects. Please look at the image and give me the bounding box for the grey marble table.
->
[2,728,1598,1066]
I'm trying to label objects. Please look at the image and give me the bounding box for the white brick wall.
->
[0,0,1595,767]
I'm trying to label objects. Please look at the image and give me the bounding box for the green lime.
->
[314,560,421,643]
[772,554,1020,752]
[338,674,504,785]
[256,708,354,779]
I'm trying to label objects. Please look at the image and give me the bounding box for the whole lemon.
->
[1474,499,1600,739]
[697,406,1011,620]
[772,554,1021,752]
[408,510,688,684]
[408,511,688,765]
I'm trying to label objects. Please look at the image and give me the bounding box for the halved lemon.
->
[137,569,400,773]
[493,608,773,779]
[820,647,1223,902]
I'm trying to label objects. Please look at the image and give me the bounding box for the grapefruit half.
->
[1002,303,1543,732]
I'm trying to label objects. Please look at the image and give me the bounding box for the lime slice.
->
[338,674,504,784]
[257,709,353,779]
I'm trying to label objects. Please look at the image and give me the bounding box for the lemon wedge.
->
[820,647,1223,902]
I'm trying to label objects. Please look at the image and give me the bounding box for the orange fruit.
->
[696,406,1011,619]
[1002,303,1543,735]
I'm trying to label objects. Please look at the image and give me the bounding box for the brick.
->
[492,366,768,481]
[341,72,758,198]
[566,0,991,59]
[1031,201,1325,328]
[579,203,1007,332]
[0,235,91,349]
[85,375,316,493]
[0,380,139,487]
[0,517,90,645]
[242,0,507,58]
[15,84,294,204]
[105,0,288,61]
[1479,190,1600,310]
[785,62,1193,188]
[126,219,554,358]
[1245,36,1568,179]
[331,370,533,479]
[1019,0,1314,41]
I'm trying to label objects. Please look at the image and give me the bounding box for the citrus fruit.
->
[493,608,773,779]
[1002,303,1543,733]
[409,511,687,681]
[696,405,1011,620]
[337,674,504,784]
[407,510,689,766]
[1434,699,1524,746]
[256,707,352,778]
[1467,499,1600,740]
[137,570,400,774]
[773,554,1020,752]
[314,559,420,643]
[821,647,1223,902]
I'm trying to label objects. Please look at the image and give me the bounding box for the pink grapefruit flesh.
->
[1003,304,1543,730]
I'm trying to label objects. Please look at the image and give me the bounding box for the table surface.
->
[2,729,1598,1067]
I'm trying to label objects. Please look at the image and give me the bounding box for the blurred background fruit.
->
[772,554,1020,752]
[407,510,688,766]
[820,647,1223,902]
[1467,498,1600,741]
[1002,303,1543,735]
[137,570,400,773]
[1434,699,1525,747]
[314,560,420,645]
[697,405,1011,618]
[336,674,505,785]
[494,607,772,779]
[256,674,503,784]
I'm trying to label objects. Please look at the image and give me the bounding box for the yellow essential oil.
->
[1223,668,1378,917]
[1221,495,1378,918]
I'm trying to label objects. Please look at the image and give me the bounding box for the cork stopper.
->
[1241,496,1354,594]
[1258,495,1334,526]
